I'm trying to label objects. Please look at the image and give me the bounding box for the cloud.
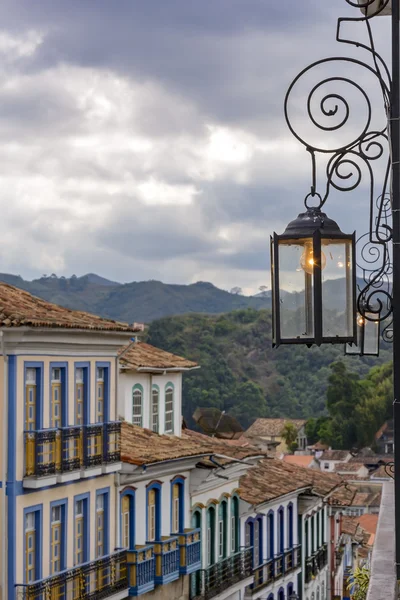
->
[0,2,391,293]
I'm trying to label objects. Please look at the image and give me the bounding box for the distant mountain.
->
[0,273,271,322]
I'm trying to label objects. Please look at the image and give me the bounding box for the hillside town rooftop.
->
[244,418,306,438]
[0,282,139,332]
[319,450,351,461]
[119,341,198,371]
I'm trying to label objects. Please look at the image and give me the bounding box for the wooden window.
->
[25,512,36,583]
[231,497,239,554]
[25,368,37,432]
[148,490,156,542]
[75,368,84,426]
[74,500,84,566]
[96,494,105,558]
[165,387,174,433]
[96,367,104,424]
[122,496,130,549]
[206,507,215,566]
[132,387,142,427]
[151,387,159,433]
[172,484,180,534]
[51,368,62,428]
[50,506,62,574]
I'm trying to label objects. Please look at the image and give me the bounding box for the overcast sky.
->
[0,1,392,293]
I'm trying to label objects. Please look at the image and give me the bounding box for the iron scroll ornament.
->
[283,0,394,337]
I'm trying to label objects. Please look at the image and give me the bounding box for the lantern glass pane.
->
[364,313,380,355]
[278,239,314,340]
[321,239,353,338]
[345,314,363,355]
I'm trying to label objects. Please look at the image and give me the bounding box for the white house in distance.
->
[319,450,352,472]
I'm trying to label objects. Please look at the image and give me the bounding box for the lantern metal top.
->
[280,207,347,238]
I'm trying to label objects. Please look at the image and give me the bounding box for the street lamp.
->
[273,0,400,582]
[271,206,356,347]
[345,308,380,356]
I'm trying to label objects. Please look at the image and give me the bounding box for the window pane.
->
[322,239,353,338]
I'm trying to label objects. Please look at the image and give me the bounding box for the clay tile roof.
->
[334,462,366,473]
[239,457,348,505]
[329,484,357,506]
[120,422,263,467]
[245,418,306,438]
[319,450,351,461]
[0,283,137,332]
[371,464,393,479]
[282,455,316,468]
[181,429,264,462]
[357,514,379,536]
[120,421,212,465]
[119,342,198,371]
[342,516,359,537]
[352,491,381,507]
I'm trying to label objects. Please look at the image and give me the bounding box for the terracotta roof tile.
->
[0,283,137,332]
[245,418,306,438]
[370,464,393,479]
[352,491,381,507]
[334,462,366,473]
[319,450,351,461]
[120,422,263,467]
[357,514,379,536]
[120,342,198,371]
[282,455,316,468]
[240,457,350,505]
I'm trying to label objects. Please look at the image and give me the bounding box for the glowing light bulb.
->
[357,316,364,326]
[300,243,326,275]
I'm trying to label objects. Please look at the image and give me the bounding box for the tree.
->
[280,422,299,453]
[258,285,269,297]
[230,287,243,295]
[228,381,268,429]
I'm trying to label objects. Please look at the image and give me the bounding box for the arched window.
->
[152,386,159,433]
[322,581,325,600]
[311,593,315,600]
[287,583,294,598]
[245,519,254,563]
[311,515,315,554]
[305,519,309,558]
[267,511,274,559]
[231,496,239,553]
[165,384,174,433]
[206,506,216,566]
[147,482,161,542]
[317,511,320,549]
[121,490,135,549]
[192,509,201,530]
[278,507,284,553]
[218,500,228,559]
[288,504,294,548]
[317,586,320,600]
[278,588,284,600]
[255,517,263,567]
[171,478,184,534]
[132,385,143,427]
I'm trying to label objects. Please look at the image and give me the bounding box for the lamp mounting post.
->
[271,0,400,585]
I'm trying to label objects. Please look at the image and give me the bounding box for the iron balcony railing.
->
[251,546,301,594]
[15,549,127,600]
[305,544,328,584]
[127,545,155,596]
[24,422,121,478]
[191,547,253,600]
[178,528,202,575]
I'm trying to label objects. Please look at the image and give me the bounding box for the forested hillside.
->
[147,308,392,430]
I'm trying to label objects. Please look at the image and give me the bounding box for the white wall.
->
[302,499,328,600]
[118,371,182,436]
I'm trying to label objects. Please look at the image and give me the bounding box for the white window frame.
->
[132,387,143,427]
[165,386,174,434]
[152,387,159,433]
[231,516,236,553]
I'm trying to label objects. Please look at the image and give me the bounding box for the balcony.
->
[153,536,180,585]
[16,550,128,600]
[249,546,301,595]
[179,528,202,575]
[305,544,328,584]
[191,548,253,600]
[24,422,122,488]
[127,545,155,596]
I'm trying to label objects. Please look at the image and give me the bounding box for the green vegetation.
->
[280,422,299,452]
[147,308,392,432]
[347,567,370,600]
[308,360,393,449]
